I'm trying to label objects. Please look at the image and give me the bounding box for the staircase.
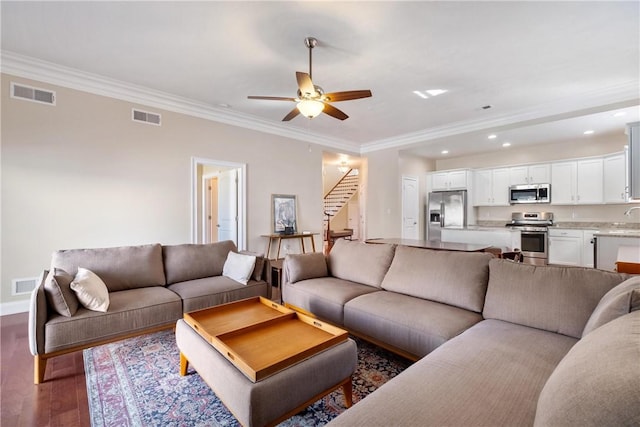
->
[324,169,359,240]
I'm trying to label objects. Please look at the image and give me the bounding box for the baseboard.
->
[0,299,30,316]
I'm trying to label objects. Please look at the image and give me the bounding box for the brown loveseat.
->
[282,239,640,426]
[29,240,268,384]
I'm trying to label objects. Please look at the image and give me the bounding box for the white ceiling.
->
[2,1,639,160]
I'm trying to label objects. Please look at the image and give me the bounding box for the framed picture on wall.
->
[272,194,297,234]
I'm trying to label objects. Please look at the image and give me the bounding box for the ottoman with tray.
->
[175,297,358,427]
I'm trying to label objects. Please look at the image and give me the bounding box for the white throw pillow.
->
[71,267,110,312]
[222,251,256,285]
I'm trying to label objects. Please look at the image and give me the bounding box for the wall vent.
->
[12,277,38,295]
[132,108,161,126]
[10,82,56,106]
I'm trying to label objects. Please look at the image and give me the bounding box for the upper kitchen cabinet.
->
[431,169,470,191]
[627,122,640,200]
[603,152,627,203]
[551,159,603,204]
[509,164,550,185]
[473,168,510,206]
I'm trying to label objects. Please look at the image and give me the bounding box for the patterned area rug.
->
[84,330,412,426]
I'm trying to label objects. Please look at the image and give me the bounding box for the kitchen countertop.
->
[475,220,640,234]
[366,238,490,252]
[592,230,640,238]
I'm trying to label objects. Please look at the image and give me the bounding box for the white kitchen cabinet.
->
[603,153,627,203]
[582,230,598,268]
[551,162,576,204]
[577,158,604,204]
[473,168,510,206]
[431,170,469,190]
[509,163,550,185]
[548,228,583,266]
[551,159,603,205]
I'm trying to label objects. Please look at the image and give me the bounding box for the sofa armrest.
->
[29,270,49,356]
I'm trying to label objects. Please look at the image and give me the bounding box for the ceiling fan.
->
[248,37,372,121]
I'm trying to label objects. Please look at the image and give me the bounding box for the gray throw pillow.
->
[285,252,328,284]
[582,276,640,337]
[44,268,79,317]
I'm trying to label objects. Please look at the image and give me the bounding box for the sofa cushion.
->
[70,268,110,312]
[168,276,268,313]
[344,291,483,358]
[51,244,166,292]
[484,259,628,338]
[222,251,256,285]
[44,268,79,317]
[381,246,492,312]
[582,276,640,337]
[283,277,379,325]
[329,319,577,427]
[163,241,237,284]
[285,252,328,284]
[43,287,182,353]
[534,311,640,427]
[328,240,395,288]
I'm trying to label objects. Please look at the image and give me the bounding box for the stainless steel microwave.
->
[509,184,551,204]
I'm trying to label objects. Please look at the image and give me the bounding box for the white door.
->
[218,169,238,245]
[402,176,420,239]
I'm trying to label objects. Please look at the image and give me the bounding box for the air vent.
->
[12,277,38,295]
[132,108,161,126]
[10,82,56,106]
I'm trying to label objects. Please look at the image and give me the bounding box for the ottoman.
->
[175,319,358,427]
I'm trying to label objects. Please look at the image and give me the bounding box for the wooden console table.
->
[262,233,319,259]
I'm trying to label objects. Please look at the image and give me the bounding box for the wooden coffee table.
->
[177,297,357,426]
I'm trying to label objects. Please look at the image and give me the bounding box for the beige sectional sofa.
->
[29,240,268,384]
[282,239,640,426]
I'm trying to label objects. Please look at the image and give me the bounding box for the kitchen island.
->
[365,238,491,252]
[441,226,521,251]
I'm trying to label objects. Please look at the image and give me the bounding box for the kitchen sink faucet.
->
[623,206,640,216]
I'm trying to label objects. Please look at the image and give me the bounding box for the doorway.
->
[191,157,246,250]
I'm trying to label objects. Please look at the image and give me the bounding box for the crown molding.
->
[1,50,358,153]
[361,80,640,153]
[3,51,638,156]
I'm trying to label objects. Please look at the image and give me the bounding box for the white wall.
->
[1,74,327,310]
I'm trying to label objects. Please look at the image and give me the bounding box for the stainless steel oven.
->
[518,227,548,265]
[506,212,553,265]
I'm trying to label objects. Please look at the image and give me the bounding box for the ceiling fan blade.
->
[296,72,316,96]
[282,107,301,121]
[323,90,372,102]
[248,96,296,101]
[323,103,349,121]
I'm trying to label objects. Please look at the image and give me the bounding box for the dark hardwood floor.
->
[1,312,90,427]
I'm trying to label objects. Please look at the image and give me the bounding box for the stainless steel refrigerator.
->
[427,190,467,240]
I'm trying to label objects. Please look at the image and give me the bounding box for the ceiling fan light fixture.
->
[297,99,324,118]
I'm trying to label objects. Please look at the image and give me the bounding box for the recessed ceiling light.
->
[502,142,511,147]
[441,150,449,155]
[426,89,448,97]
[488,134,497,140]
[218,103,232,108]
[613,111,626,117]
[584,130,595,135]
[412,90,429,99]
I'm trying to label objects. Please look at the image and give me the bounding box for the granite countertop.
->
[366,238,490,252]
[475,220,640,233]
